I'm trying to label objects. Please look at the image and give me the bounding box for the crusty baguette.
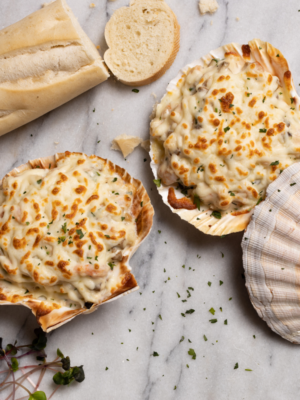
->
[104,0,180,86]
[0,0,109,137]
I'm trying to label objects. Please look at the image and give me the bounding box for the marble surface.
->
[1,0,300,399]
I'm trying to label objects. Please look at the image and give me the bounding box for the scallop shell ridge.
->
[242,163,300,343]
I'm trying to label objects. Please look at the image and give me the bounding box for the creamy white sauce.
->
[0,153,137,309]
[151,56,300,213]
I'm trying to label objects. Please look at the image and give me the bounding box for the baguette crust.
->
[0,0,109,137]
[104,0,180,87]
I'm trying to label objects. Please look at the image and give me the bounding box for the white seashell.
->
[150,39,300,236]
[242,162,300,343]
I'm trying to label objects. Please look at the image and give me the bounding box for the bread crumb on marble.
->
[90,3,96,8]
[111,134,142,158]
[199,0,219,15]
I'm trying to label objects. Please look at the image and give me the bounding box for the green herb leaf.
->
[290,183,296,186]
[11,357,19,372]
[61,222,67,234]
[245,369,252,371]
[234,363,239,370]
[209,308,215,315]
[256,197,263,205]
[153,179,161,187]
[132,89,139,93]
[188,348,196,360]
[153,351,159,357]
[224,126,230,133]
[179,336,185,343]
[259,129,267,133]
[29,392,47,400]
[37,179,42,185]
[76,229,84,239]
[211,211,221,219]
[209,319,218,323]
[186,309,195,314]
[270,160,279,166]
[219,280,223,286]
[193,194,201,210]
[31,328,47,351]
[57,348,64,359]
[203,335,208,342]
[108,262,115,270]
[224,319,228,325]
[208,281,212,287]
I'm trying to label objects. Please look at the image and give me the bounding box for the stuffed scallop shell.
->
[150,39,300,236]
[242,162,300,344]
[0,152,154,332]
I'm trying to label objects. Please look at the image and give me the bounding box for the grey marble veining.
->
[1,1,300,399]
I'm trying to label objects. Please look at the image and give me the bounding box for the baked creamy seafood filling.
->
[151,44,300,217]
[0,152,151,322]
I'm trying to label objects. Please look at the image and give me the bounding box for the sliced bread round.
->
[104,0,180,86]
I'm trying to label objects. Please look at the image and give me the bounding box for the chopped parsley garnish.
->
[212,58,218,63]
[224,126,230,133]
[203,335,208,342]
[58,237,66,244]
[140,201,143,207]
[152,351,159,357]
[193,194,201,210]
[105,235,110,239]
[153,179,161,187]
[180,336,185,343]
[208,281,212,287]
[221,252,224,258]
[132,89,139,93]
[219,280,223,286]
[211,210,221,219]
[234,363,239,369]
[245,369,252,371]
[256,197,263,205]
[229,191,235,196]
[95,256,98,261]
[26,222,30,225]
[108,262,115,270]
[185,309,195,314]
[276,54,280,57]
[290,183,296,186]
[291,98,294,104]
[37,179,42,184]
[262,96,266,103]
[197,165,204,173]
[121,217,125,221]
[112,177,117,182]
[259,128,267,133]
[61,222,67,233]
[159,314,162,320]
[246,93,252,97]
[209,308,215,315]
[209,319,217,323]
[224,319,228,325]
[76,229,84,239]
[270,160,279,166]
[188,349,196,360]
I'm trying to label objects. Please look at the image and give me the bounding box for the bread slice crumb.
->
[111,134,142,157]
[199,0,219,15]
[141,140,150,152]
[236,17,240,21]
[90,3,96,8]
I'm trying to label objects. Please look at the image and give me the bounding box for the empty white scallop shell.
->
[242,162,300,343]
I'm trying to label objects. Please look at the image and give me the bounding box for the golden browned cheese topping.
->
[151,55,300,213]
[0,154,138,309]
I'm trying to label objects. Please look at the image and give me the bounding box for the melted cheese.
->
[151,56,300,213]
[0,153,138,309]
